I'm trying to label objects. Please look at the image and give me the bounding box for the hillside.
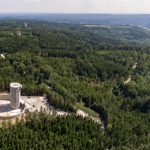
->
[1,20,150,52]
[2,14,150,27]
[0,20,149,149]
[0,49,149,149]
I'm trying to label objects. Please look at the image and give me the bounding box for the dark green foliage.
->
[0,20,149,149]
[0,49,148,149]
[0,112,107,150]
[1,20,150,52]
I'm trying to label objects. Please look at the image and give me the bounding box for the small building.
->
[0,54,5,59]
[17,31,21,37]
[24,22,28,28]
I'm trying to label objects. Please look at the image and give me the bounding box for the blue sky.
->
[0,0,149,14]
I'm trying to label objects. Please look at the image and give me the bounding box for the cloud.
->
[23,0,41,3]
[0,0,149,13]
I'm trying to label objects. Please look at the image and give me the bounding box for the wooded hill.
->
[1,20,150,51]
[0,20,149,149]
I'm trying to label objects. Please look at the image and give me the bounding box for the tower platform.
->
[0,98,25,119]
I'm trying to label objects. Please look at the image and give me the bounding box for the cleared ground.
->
[0,94,102,127]
[21,96,49,112]
[21,96,69,116]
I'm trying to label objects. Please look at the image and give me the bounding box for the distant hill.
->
[0,20,150,51]
[1,14,150,28]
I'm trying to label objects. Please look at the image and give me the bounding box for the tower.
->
[24,22,28,28]
[10,83,22,110]
[17,31,21,37]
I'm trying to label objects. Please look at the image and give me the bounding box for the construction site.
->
[0,82,102,127]
[0,82,49,120]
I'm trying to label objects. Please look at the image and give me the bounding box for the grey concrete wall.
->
[10,87,21,110]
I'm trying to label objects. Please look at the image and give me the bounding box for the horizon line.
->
[1,13,150,15]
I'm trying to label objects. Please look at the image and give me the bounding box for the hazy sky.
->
[0,0,150,14]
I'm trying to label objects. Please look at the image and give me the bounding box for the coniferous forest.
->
[0,112,108,150]
[0,20,149,149]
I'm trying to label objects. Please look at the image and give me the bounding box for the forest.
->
[0,20,149,149]
[0,112,108,150]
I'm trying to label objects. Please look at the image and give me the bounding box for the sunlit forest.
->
[0,20,149,150]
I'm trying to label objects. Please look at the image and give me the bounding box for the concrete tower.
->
[24,22,28,28]
[10,83,22,110]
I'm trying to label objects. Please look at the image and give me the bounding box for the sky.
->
[0,0,150,14]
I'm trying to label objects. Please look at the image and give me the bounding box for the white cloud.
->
[0,0,150,13]
[24,0,41,3]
